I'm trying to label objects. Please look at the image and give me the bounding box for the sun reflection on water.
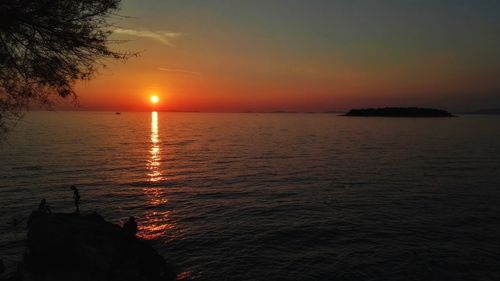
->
[139,111,176,240]
[147,111,162,182]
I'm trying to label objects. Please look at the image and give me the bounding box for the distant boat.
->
[115,112,121,115]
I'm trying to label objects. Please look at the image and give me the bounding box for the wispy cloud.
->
[158,68,200,75]
[113,28,184,46]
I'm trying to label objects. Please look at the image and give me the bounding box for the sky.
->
[73,0,500,112]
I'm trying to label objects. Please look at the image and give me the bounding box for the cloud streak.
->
[113,28,183,46]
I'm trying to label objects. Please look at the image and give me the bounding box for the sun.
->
[150,95,159,104]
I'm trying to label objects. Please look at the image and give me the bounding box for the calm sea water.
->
[1,112,500,280]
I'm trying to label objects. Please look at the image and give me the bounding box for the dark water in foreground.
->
[1,112,500,280]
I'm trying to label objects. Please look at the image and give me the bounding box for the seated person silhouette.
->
[38,198,51,214]
[123,216,138,237]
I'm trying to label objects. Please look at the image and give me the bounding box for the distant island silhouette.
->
[342,107,454,117]
[472,108,500,115]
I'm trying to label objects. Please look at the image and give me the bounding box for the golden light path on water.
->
[140,111,175,240]
[148,111,162,181]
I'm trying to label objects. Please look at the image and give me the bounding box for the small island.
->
[342,107,454,117]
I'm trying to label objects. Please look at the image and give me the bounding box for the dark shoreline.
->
[342,107,455,117]
[1,211,176,281]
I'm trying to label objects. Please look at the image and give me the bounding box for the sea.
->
[1,111,500,280]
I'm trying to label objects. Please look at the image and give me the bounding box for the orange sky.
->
[68,1,500,112]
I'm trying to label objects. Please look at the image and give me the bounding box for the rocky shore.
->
[1,211,176,281]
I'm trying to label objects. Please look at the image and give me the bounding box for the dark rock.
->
[342,107,454,117]
[24,211,175,281]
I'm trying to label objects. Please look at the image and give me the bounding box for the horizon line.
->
[30,109,347,114]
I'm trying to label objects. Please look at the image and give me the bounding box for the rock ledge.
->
[21,211,175,281]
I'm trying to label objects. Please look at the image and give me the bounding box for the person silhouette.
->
[123,216,138,237]
[37,198,51,214]
[70,186,80,213]
[38,198,47,213]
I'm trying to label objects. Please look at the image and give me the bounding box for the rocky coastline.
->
[1,211,176,281]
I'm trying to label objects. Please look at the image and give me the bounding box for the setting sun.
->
[150,95,159,104]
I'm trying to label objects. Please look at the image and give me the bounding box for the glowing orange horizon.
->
[72,47,500,113]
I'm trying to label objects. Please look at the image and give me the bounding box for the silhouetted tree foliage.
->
[0,0,128,137]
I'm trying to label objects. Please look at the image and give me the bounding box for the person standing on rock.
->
[70,186,80,213]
